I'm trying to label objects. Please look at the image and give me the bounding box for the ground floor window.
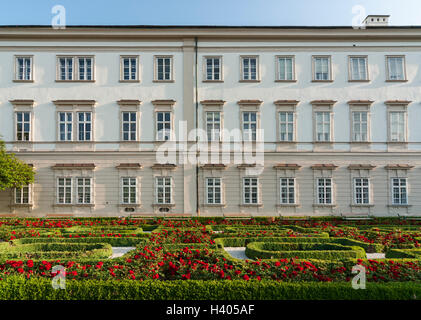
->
[57,178,72,204]
[243,177,259,204]
[77,178,92,204]
[121,177,137,204]
[317,178,332,204]
[206,177,222,204]
[391,178,408,205]
[280,178,295,204]
[15,185,30,204]
[156,176,172,204]
[354,178,370,204]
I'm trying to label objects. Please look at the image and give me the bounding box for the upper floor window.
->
[58,112,73,141]
[352,111,368,142]
[276,56,294,81]
[156,111,172,141]
[155,56,173,81]
[206,111,221,141]
[77,112,92,141]
[122,112,137,141]
[16,111,31,141]
[242,111,258,141]
[121,56,139,81]
[313,56,331,81]
[386,56,406,81]
[389,111,406,142]
[241,56,258,81]
[204,57,222,81]
[57,56,94,81]
[349,56,368,81]
[15,56,33,81]
[315,111,331,142]
[279,111,294,142]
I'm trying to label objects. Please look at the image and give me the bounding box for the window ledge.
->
[55,80,95,83]
[152,203,175,207]
[13,80,34,83]
[350,204,375,208]
[202,80,224,83]
[387,141,408,145]
[10,203,33,208]
[313,204,337,208]
[239,80,261,83]
[313,141,333,144]
[277,204,300,207]
[119,80,140,83]
[119,204,141,208]
[387,204,412,208]
[350,141,371,144]
[385,80,408,82]
[277,141,297,144]
[203,203,226,207]
[152,80,174,83]
[53,203,95,207]
[311,80,334,83]
[275,80,297,83]
[240,203,263,207]
[348,80,370,82]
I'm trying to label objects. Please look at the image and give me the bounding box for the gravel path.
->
[224,247,248,260]
[110,247,136,259]
[366,253,386,259]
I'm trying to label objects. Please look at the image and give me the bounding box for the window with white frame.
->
[156,111,172,141]
[391,178,408,205]
[77,177,92,204]
[277,56,294,81]
[243,177,259,204]
[155,56,172,81]
[280,178,295,204]
[317,178,332,204]
[352,111,368,142]
[354,178,370,204]
[57,178,72,204]
[58,112,73,141]
[15,56,32,81]
[16,111,31,141]
[349,57,368,81]
[77,57,93,81]
[77,112,92,141]
[156,177,172,204]
[389,111,406,142]
[206,111,221,141]
[242,112,257,141]
[121,177,137,204]
[15,185,30,204]
[313,56,331,81]
[279,111,294,141]
[122,112,137,141]
[206,177,222,204]
[205,57,221,81]
[241,56,258,81]
[387,56,405,81]
[58,57,74,80]
[121,56,138,81]
[315,111,331,142]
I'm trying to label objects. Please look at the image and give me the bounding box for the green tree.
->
[0,140,35,190]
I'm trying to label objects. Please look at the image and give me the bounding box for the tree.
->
[0,140,35,191]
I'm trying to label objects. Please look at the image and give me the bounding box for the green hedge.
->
[0,277,419,300]
[245,242,366,260]
[386,248,421,259]
[15,236,146,247]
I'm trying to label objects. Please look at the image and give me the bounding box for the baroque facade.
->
[1,20,421,217]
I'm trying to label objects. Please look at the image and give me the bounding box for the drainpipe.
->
[195,37,200,217]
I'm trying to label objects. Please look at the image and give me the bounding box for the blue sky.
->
[1,0,421,26]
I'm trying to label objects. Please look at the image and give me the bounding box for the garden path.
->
[110,247,136,259]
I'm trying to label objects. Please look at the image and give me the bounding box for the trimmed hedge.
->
[0,277,419,300]
[245,242,366,260]
[15,236,147,247]
[386,248,421,259]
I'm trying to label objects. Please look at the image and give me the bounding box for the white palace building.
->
[1,15,421,218]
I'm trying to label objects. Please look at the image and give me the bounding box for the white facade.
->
[0,26,421,217]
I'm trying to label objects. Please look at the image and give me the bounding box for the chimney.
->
[363,15,390,27]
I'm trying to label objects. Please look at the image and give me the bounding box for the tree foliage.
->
[0,140,35,191]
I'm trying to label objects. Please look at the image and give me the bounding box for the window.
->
[241,56,258,81]
[277,56,294,81]
[352,111,368,142]
[15,56,32,81]
[206,177,222,204]
[349,56,368,81]
[206,111,221,141]
[122,112,137,141]
[58,57,73,80]
[391,178,408,205]
[156,177,172,204]
[243,177,259,204]
[155,56,172,81]
[354,178,370,204]
[77,57,93,81]
[242,112,257,141]
[387,56,405,81]
[121,56,138,81]
[57,178,72,204]
[77,178,92,204]
[313,56,331,81]
[16,111,31,141]
[121,177,137,204]
[389,111,406,142]
[315,111,331,142]
[57,56,94,81]
[77,112,92,141]
[317,178,332,204]
[279,111,294,142]
[205,57,221,81]
[156,111,172,141]
[58,112,73,141]
[280,178,295,204]
[15,185,30,204]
